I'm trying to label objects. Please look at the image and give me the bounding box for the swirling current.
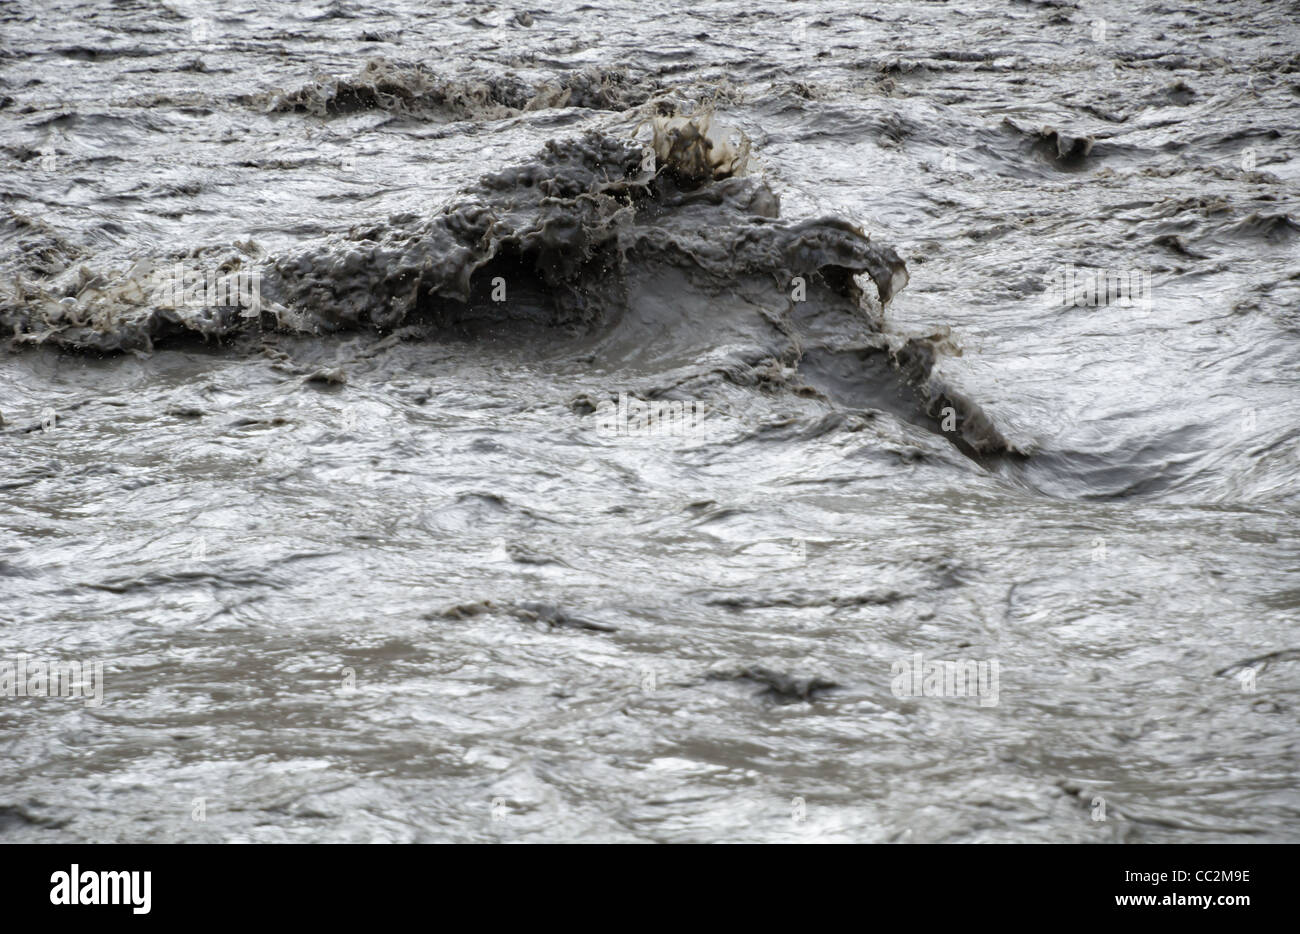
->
[0,0,1297,843]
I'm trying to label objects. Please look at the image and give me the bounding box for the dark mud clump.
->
[706,666,840,703]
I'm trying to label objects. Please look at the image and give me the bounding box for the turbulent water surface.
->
[1,0,1298,842]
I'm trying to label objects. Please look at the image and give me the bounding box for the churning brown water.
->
[0,0,1297,842]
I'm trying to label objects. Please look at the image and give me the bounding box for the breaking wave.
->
[249,57,657,119]
[0,115,1014,456]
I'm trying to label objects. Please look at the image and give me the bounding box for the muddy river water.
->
[0,0,1297,841]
